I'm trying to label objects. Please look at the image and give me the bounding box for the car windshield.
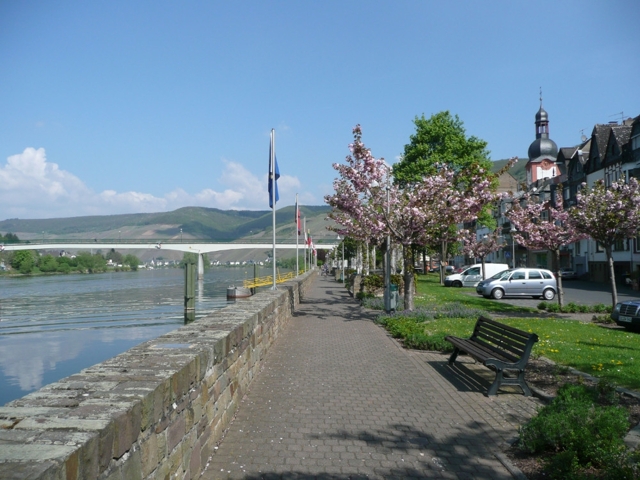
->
[490,269,511,280]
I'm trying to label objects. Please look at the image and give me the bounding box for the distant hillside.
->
[492,156,527,184]
[0,205,335,244]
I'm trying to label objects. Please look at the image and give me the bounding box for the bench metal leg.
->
[487,369,533,397]
[487,369,503,396]
[448,348,460,365]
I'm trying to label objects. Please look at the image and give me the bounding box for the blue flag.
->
[268,133,280,208]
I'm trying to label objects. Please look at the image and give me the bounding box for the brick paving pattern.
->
[200,275,542,479]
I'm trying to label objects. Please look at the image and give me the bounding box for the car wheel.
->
[491,288,504,300]
[543,289,555,301]
[453,280,462,288]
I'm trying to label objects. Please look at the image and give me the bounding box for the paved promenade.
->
[200,274,542,479]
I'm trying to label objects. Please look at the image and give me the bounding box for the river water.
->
[0,267,273,406]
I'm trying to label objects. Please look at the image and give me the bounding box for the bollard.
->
[184,261,196,314]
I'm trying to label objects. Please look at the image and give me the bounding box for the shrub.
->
[355,291,374,301]
[361,274,383,291]
[563,302,579,313]
[518,383,630,476]
[404,332,451,351]
[546,303,561,313]
[593,303,611,314]
[537,301,549,311]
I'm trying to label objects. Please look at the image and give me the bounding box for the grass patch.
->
[378,275,640,391]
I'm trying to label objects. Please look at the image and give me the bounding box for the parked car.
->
[611,300,640,329]
[558,267,577,280]
[476,268,557,300]
[444,263,509,287]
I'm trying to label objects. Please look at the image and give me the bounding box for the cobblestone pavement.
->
[200,275,542,479]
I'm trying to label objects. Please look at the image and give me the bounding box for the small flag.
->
[268,130,280,209]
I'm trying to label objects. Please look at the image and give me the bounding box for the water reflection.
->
[0,267,269,405]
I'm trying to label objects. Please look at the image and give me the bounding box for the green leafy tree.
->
[11,250,37,274]
[106,249,124,265]
[38,254,59,273]
[75,252,107,273]
[123,254,140,271]
[394,111,493,188]
[394,112,507,277]
[180,252,209,269]
[0,232,20,243]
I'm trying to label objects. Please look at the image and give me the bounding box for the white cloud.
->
[0,148,304,219]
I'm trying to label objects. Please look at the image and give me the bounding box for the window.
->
[512,271,526,280]
[467,267,481,275]
[542,271,553,279]
[528,271,542,280]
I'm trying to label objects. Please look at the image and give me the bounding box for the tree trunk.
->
[480,256,486,280]
[364,242,369,276]
[553,249,564,307]
[402,245,414,311]
[422,247,428,275]
[440,240,448,285]
[606,246,618,309]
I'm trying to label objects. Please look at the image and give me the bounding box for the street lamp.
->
[180,228,183,243]
[510,227,517,269]
[384,181,391,314]
[336,235,344,285]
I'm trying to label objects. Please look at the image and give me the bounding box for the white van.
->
[444,263,510,287]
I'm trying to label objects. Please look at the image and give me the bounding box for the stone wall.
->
[0,271,316,479]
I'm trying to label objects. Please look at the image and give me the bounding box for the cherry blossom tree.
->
[508,190,586,306]
[325,125,498,310]
[461,229,503,281]
[569,178,640,308]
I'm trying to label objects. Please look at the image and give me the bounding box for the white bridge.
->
[0,241,338,278]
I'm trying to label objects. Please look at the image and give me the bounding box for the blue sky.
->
[1,1,639,220]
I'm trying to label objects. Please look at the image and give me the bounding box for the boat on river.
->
[226,286,252,299]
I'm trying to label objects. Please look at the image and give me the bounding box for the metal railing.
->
[243,270,303,288]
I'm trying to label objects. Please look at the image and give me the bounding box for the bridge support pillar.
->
[198,253,204,280]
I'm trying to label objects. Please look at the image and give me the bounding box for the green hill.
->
[492,156,527,184]
[0,205,335,244]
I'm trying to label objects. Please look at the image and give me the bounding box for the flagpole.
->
[295,193,299,276]
[270,129,277,290]
[303,217,307,272]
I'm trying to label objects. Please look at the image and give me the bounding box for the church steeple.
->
[527,89,558,161]
[525,89,560,185]
[535,89,550,139]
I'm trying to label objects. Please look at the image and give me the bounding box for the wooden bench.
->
[445,316,539,396]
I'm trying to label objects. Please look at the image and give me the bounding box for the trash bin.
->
[389,284,399,311]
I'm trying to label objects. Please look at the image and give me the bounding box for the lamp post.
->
[510,227,517,269]
[384,181,391,314]
[180,228,183,243]
[337,235,344,285]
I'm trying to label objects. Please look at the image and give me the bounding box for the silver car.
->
[476,268,557,300]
